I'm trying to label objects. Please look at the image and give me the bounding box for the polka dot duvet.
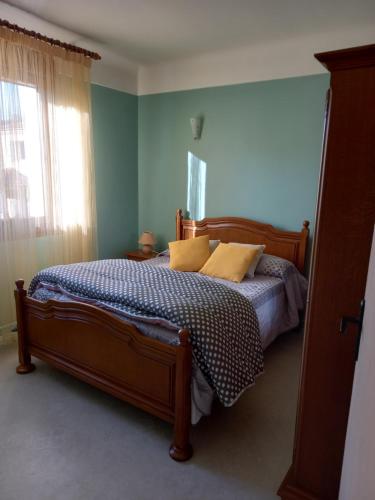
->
[29,258,264,406]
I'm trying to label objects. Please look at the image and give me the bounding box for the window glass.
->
[0,81,44,220]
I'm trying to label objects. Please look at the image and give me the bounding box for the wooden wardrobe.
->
[278,45,375,499]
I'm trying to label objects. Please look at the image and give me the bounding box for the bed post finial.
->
[178,328,189,346]
[297,220,310,275]
[15,279,25,290]
[176,209,183,241]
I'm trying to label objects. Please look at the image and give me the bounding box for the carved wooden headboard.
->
[176,209,310,274]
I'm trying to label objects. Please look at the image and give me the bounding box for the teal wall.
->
[91,84,138,258]
[91,74,329,257]
[138,74,329,250]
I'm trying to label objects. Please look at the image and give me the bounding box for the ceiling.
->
[5,0,375,65]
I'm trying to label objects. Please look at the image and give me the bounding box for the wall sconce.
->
[190,116,204,140]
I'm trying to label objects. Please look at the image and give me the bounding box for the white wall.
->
[138,23,375,95]
[0,2,138,94]
[1,2,374,95]
[339,229,375,500]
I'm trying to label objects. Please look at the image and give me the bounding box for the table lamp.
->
[139,231,156,255]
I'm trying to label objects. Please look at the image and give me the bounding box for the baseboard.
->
[0,321,16,331]
[0,328,17,346]
[0,323,17,346]
[278,467,319,500]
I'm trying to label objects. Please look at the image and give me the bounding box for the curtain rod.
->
[0,18,101,60]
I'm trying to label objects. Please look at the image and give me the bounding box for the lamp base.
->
[141,244,153,255]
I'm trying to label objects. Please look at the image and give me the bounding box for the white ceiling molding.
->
[0,2,139,94]
[1,2,374,96]
[138,23,375,95]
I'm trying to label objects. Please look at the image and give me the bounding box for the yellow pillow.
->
[169,235,210,272]
[199,242,259,283]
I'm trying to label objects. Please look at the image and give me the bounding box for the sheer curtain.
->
[0,26,97,330]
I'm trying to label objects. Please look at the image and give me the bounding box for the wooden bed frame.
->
[15,209,309,461]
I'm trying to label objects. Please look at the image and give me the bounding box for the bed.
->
[15,209,309,461]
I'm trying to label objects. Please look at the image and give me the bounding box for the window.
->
[187,151,206,220]
[0,25,96,329]
[0,77,92,236]
[0,81,45,222]
[10,140,25,162]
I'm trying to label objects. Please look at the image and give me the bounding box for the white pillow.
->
[209,239,220,252]
[228,243,266,278]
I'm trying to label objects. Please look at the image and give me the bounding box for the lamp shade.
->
[139,231,156,246]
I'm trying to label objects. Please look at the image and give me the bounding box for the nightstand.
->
[126,249,158,262]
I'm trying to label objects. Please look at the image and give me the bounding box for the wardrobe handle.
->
[340,299,365,360]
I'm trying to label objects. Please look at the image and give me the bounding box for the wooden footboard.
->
[14,280,193,461]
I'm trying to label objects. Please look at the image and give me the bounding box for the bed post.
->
[169,328,193,461]
[176,208,183,241]
[298,220,310,274]
[14,280,35,374]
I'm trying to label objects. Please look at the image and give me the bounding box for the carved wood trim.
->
[176,209,309,273]
[315,44,375,71]
[23,297,176,359]
[15,281,193,459]
[30,343,176,423]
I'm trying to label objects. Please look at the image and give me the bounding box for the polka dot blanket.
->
[29,259,264,406]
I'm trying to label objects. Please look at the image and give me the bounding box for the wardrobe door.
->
[279,45,375,500]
